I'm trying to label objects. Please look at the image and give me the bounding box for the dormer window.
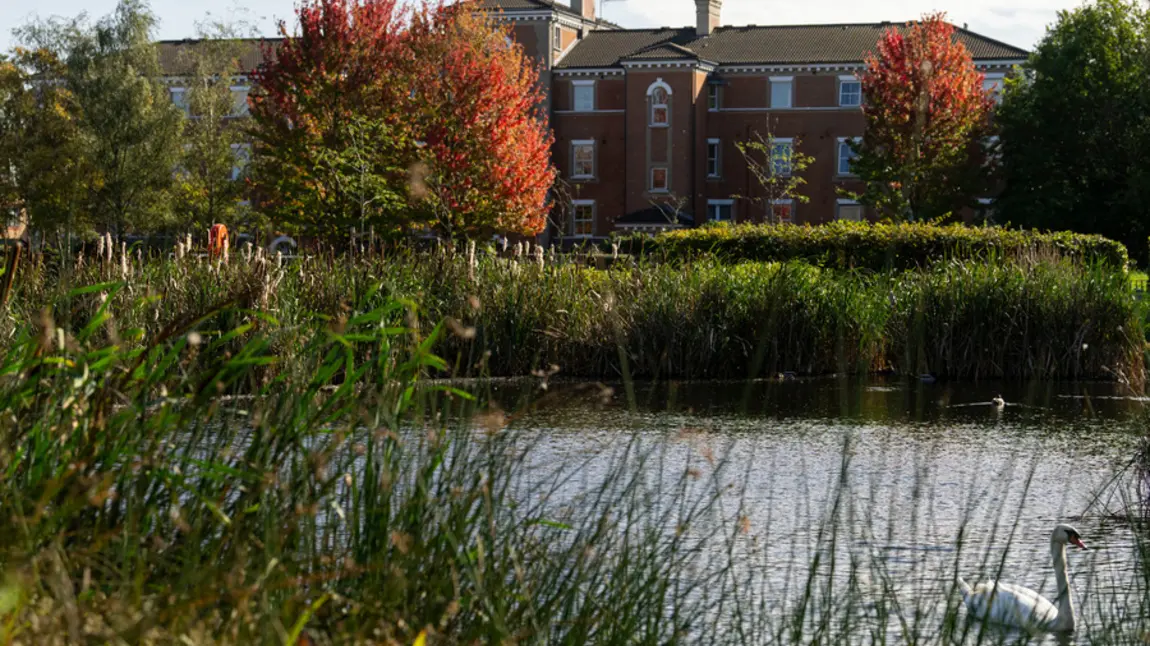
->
[553,24,562,53]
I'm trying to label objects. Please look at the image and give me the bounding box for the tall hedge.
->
[611,222,1129,271]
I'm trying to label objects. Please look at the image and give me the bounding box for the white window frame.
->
[570,200,595,238]
[571,140,595,179]
[837,137,860,176]
[983,73,1006,104]
[230,142,252,181]
[708,199,734,223]
[230,84,250,116]
[650,166,669,193]
[553,24,563,52]
[572,80,595,112]
[647,78,672,127]
[170,87,189,114]
[706,138,721,178]
[836,199,864,222]
[707,83,721,111]
[770,76,793,109]
[770,138,794,177]
[838,75,862,107]
[771,199,794,223]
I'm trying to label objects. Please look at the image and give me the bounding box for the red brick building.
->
[478,0,1027,240]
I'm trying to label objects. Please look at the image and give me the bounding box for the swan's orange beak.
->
[1070,536,1087,550]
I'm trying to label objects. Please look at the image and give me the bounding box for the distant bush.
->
[611,221,1130,270]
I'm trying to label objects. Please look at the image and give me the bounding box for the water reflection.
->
[485,377,1147,643]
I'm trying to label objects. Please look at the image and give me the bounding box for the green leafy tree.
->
[735,124,815,224]
[171,19,258,233]
[996,0,1150,262]
[852,13,995,222]
[18,0,184,237]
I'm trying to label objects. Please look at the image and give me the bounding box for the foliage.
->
[852,13,995,222]
[14,0,184,237]
[171,18,258,232]
[612,220,1129,271]
[996,0,1150,264]
[249,0,555,241]
[734,124,815,223]
[4,245,1141,383]
[0,48,92,239]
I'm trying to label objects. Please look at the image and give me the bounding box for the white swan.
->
[959,524,1086,632]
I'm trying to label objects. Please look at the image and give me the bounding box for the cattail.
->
[185,233,192,251]
[534,245,544,268]
[467,240,476,282]
[547,245,557,263]
[276,250,283,268]
[612,242,619,261]
[175,240,184,261]
[222,236,230,265]
[120,242,129,278]
[243,242,253,263]
[76,251,84,270]
[96,235,105,262]
[513,242,523,258]
[501,237,509,253]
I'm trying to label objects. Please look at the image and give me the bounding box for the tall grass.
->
[1,268,1150,643]
[3,247,1143,384]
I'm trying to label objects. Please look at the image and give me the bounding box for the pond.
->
[489,377,1149,644]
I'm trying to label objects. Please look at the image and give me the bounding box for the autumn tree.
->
[996,0,1150,262]
[852,13,994,222]
[248,0,555,241]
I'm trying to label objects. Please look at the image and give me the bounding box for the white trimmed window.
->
[650,86,670,126]
[836,199,863,221]
[770,139,794,176]
[553,24,562,52]
[837,138,860,175]
[231,143,252,181]
[572,80,595,112]
[170,87,189,114]
[571,200,595,237]
[707,83,721,111]
[706,139,721,178]
[571,140,595,179]
[708,199,733,223]
[650,167,669,192]
[983,73,1005,104]
[770,76,793,109]
[839,76,862,107]
[231,85,250,116]
[772,199,794,223]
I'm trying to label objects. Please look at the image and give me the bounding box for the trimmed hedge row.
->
[610,221,1129,271]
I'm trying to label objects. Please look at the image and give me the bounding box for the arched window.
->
[647,80,672,126]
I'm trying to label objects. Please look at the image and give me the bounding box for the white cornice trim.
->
[554,68,624,76]
[554,109,626,115]
[622,60,716,72]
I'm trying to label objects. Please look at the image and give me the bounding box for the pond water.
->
[490,377,1150,644]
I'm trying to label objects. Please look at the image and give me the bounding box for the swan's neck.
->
[1051,541,1076,631]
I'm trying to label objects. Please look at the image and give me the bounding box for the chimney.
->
[696,0,722,36]
[571,0,595,21]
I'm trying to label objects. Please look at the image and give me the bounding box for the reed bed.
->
[2,246,1141,384]
[1,266,1150,643]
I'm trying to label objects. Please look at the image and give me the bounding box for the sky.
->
[0,0,1088,52]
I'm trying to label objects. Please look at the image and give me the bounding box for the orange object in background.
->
[208,224,229,257]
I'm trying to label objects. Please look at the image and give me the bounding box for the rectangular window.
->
[977,197,996,223]
[231,143,252,181]
[770,76,793,109]
[231,86,250,117]
[706,139,721,178]
[836,200,863,221]
[983,73,1005,103]
[707,84,721,111]
[571,200,595,237]
[553,24,562,52]
[170,87,189,115]
[650,167,669,192]
[839,77,862,107]
[572,81,595,112]
[571,140,595,179]
[771,199,794,224]
[837,138,859,175]
[708,199,733,223]
[770,139,793,176]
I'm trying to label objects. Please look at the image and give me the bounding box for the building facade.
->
[478,0,1028,239]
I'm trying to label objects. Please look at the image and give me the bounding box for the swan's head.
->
[1053,524,1087,550]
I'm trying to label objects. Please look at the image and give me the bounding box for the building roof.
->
[472,0,620,28]
[557,22,1028,69]
[157,39,279,77]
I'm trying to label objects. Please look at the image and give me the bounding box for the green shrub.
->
[612,221,1130,270]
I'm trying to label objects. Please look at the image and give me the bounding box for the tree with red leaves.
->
[851,13,995,222]
[248,0,555,240]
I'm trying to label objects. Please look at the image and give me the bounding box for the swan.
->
[959,524,1086,632]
